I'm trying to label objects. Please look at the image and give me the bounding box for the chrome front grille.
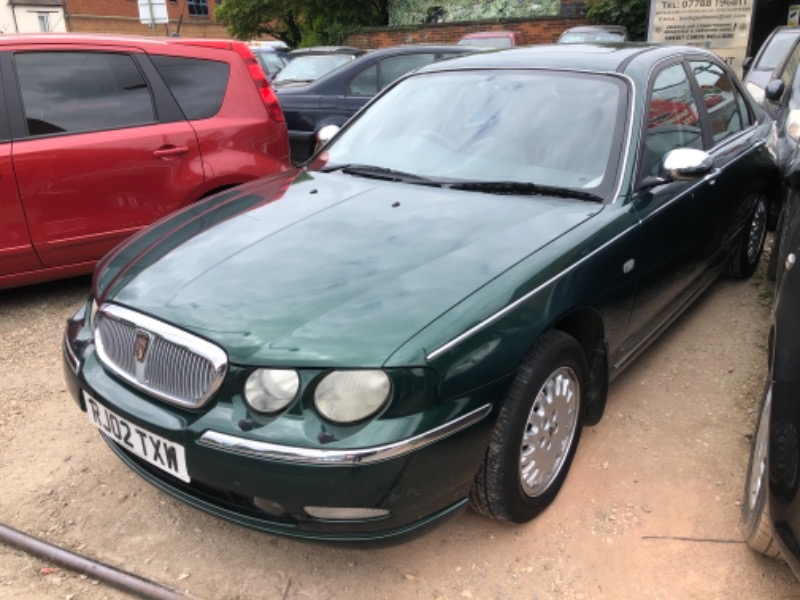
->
[94,304,228,409]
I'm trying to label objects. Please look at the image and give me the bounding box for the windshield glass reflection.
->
[318,70,626,195]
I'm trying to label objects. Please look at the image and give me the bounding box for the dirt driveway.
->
[2,250,800,600]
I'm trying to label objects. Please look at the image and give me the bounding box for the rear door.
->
[3,44,202,269]
[687,59,765,254]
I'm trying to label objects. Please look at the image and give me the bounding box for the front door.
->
[7,48,202,269]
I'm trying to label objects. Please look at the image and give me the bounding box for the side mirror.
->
[315,124,340,153]
[639,148,714,190]
[765,79,785,102]
[662,147,714,180]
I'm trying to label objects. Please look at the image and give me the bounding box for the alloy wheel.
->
[519,366,580,497]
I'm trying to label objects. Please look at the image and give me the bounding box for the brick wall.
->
[345,0,590,49]
[344,16,591,48]
[64,0,228,38]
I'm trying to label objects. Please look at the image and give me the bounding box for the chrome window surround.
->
[198,403,492,465]
[94,304,228,410]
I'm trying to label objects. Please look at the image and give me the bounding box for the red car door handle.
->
[153,146,189,159]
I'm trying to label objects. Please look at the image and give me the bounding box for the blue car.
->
[276,44,476,164]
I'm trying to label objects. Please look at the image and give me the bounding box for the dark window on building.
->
[15,52,155,136]
[151,55,229,120]
[187,0,208,16]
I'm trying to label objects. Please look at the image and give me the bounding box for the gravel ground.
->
[2,244,800,599]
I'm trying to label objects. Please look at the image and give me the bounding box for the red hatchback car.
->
[0,34,290,289]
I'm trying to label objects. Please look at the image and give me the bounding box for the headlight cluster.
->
[243,369,391,423]
[244,369,300,414]
[315,370,391,423]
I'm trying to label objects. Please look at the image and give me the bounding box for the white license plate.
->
[84,393,190,483]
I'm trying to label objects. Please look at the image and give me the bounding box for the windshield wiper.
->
[320,163,444,186]
[447,181,604,203]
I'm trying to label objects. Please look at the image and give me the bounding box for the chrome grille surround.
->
[94,304,228,409]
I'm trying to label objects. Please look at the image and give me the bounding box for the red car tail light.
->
[231,42,285,123]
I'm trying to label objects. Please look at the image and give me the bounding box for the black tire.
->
[726,192,768,279]
[470,330,587,523]
[741,382,781,559]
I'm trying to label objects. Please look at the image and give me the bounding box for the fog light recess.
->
[254,497,287,516]
[304,506,390,521]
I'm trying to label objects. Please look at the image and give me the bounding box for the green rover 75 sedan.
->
[64,44,780,541]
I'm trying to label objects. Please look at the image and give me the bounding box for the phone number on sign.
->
[672,0,747,6]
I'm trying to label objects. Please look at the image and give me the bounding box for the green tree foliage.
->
[216,0,388,47]
[586,0,649,41]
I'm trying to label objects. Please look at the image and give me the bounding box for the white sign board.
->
[648,0,756,77]
[138,0,168,25]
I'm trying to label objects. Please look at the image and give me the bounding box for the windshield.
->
[316,70,626,198]
[274,54,354,84]
[754,31,800,71]
[255,52,285,76]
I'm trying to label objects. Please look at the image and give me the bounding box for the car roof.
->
[289,46,365,56]
[563,25,628,33]
[358,44,477,56]
[0,32,248,52]
[461,31,516,38]
[416,43,716,75]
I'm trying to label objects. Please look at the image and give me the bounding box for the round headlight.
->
[314,370,391,424]
[244,369,300,414]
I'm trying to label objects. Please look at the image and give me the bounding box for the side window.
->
[348,64,378,96]
[15,52,155,136]
[151,55,229,120]
[378,53,435,90]
[644,63,703,176]
[690,61,748,143]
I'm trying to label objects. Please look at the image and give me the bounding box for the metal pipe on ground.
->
[0,522,187,599]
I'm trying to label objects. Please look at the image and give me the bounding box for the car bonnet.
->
[100,171,602,367]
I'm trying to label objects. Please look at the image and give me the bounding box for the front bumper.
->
[63,311,500,542]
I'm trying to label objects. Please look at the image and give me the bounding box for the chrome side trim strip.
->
[426,223,639,360]
[197,404,493,466]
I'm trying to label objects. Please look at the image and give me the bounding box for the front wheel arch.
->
[469,329,588,523]
[553,308,608,426]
